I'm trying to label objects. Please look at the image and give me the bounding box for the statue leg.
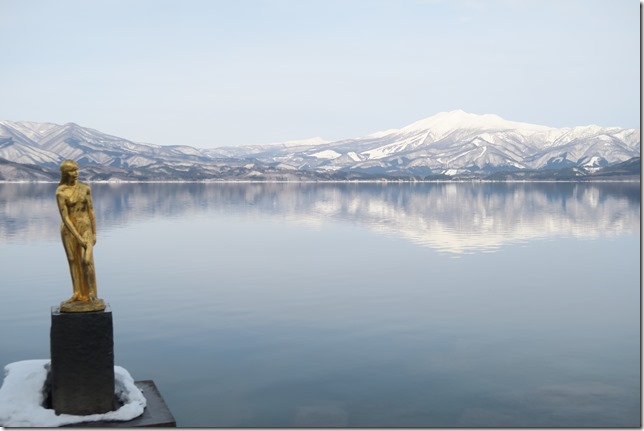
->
[83,242,98,300]
[61,229,87,302]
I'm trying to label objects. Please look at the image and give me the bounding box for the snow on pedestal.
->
[0,359,146,427]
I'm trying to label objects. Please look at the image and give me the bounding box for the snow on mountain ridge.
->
[247,110,639,174]
[0,119,210,170]
[400,110,554,137]
[0,120,60,142]
[279,137,329,146]
[0,112,639,180]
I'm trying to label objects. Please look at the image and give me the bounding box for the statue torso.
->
[57,182,90,223]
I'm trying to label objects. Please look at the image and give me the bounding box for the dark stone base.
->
[63,380,177,427]
[50,305,116,416]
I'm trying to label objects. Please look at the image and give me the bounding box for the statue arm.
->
[56,191,87,247]
[87,187,97,245]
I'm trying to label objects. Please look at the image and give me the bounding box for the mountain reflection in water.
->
[0,181,639,427]
[0,182,639,254]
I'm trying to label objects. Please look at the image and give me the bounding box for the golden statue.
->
[56,160,105,312]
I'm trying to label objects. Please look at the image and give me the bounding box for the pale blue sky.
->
[0,0,639,148]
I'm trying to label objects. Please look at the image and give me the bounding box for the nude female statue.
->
[56,160,105,312]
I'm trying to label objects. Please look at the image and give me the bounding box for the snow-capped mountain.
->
[0,120,217,169]
[0,110,639,181]
[222,110,639,176]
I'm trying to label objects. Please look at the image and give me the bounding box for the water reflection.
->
[0,181,639,427]
[0,182,639,254]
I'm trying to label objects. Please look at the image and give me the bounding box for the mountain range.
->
[0,110,639,181]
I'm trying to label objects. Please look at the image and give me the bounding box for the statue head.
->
[59,160,79,185]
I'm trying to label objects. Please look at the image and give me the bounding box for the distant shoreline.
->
[1,179,640,184]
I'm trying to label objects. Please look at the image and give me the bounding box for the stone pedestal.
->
[50,305,116,416]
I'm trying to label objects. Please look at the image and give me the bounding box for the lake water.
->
[0,182,640,427]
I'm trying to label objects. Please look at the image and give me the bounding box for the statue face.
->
[68,167,79,181]
[60,161,79,182]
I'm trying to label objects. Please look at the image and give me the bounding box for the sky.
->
[0,0,639,148]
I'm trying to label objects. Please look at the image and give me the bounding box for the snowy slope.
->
[0,111,639,179]
[237,110,639,175]
[0,120,214,169]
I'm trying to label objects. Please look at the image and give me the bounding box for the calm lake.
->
[0,181,640,427]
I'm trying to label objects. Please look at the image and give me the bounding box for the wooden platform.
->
[63,380,176,427]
